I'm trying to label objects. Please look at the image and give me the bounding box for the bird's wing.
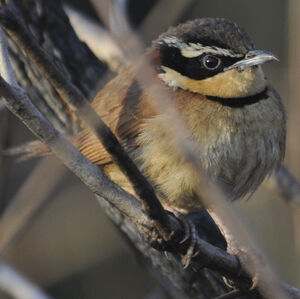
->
[75,67,155,165]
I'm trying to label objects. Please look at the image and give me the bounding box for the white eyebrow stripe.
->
[159,37,244,58]
[160,36,180,45]
[158,36,184,49]
[181,43,244,58]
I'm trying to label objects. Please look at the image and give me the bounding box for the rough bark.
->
[7,0,110,133]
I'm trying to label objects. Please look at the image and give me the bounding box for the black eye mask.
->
[159,44,241,80]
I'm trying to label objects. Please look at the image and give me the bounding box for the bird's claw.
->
[171,211,199,268]
[224,246,262,292]
[236,247,262,291]
[151,208,201,268]
[249,274,259,291]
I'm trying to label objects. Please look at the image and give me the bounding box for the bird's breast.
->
[134,87,285,212]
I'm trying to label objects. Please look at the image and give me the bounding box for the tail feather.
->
[3,140,50,161]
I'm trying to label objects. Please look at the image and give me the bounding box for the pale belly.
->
[133,94,285,212]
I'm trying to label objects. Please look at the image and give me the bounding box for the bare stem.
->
[0,260,51,299]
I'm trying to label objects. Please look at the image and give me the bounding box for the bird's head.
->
[154,18,278,99]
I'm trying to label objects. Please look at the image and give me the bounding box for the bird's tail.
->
[3,140,50,161]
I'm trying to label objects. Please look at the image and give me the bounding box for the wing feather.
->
[75,67,153,165]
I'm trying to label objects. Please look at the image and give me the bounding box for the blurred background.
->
[0,0,299,298]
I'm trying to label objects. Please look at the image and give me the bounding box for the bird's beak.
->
[224,50,279,71]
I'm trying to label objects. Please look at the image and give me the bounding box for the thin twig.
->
[264,166,300,206]
[64,5,125,72]
[138,0,194,43]
[0,108,11,211]
[0,260,52,299]
[0,27,17,86]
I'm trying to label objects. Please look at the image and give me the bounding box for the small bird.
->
[16,18,286,213]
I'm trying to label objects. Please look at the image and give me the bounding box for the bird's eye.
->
[202,55,221,70]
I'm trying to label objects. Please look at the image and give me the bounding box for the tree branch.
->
[265,165,300,206]
[0,3,177,242]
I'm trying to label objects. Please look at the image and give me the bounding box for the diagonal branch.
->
[0,76,148,227]
[0,4,176,241]
[265,165,300,206]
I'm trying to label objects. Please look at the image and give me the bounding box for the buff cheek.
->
[159,65,266,98]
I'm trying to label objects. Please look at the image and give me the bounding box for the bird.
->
[76,17,285,212]
[14,18,286,214]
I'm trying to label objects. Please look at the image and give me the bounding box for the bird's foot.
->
[208,210,263,291]
[150,206,200,268]
[225,245,264,291]
[168,210,200,268]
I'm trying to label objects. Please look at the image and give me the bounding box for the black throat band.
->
[206,87,269,108]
